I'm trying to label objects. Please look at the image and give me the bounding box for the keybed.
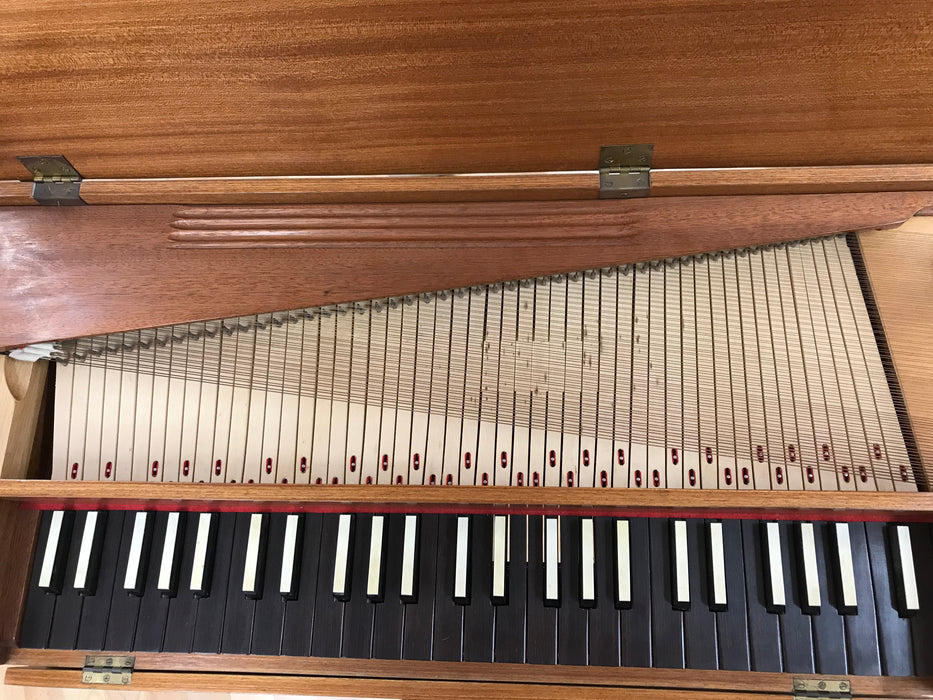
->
[50,236,918,491]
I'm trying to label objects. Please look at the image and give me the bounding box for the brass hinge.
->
[792,678,852,699]
[598,144,652,199]
[17,155,85,205]
[81,655,134,685]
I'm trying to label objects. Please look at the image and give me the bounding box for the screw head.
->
[818,681,826,690]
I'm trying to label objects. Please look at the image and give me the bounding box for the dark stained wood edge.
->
[4,192,933,349]
[0,668,790,699]
[5,652,932,698]
[1,482,932,520]
[0,505,37,660]
[2,165,927,205]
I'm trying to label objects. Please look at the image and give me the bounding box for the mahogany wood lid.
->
[0,0,931,180]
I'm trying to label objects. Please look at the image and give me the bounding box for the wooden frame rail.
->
[5,652,933,698]
[5,165,933,206]
[1,482,932,521]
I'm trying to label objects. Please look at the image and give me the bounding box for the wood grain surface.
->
[3,192,932,349]
[4,657,932,698]
[7,164,933,206]
[859,218,933,486]
[0,1,932,180]
[1,481,931,521]
[0,358,47,480]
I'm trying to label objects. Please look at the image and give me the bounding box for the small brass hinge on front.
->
[598,144,652,199]
[17,155,85,205]
[81,655,134,685]
[792,678,852,699]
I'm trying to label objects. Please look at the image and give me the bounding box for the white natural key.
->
[834,523,857,613]
[708,522,727,610]
[615,520,631,608]
[400,515,418,601]
[123,512,150,594]
[280,514,300,598]
[73,511,100,593]
[545,517,560,606]
[672,520,690,610]
[157,512,181,595]
[39,511,66,591]
[190,513,214,595]
[454,516,470,604]
[893,525,920,615]
[492,515,508,603]
[333,514,353,600]
[242,513,265,596]
[580,518,596,606]
[798,523,821,612]
[764,522,786,612]
[367,515,386,601]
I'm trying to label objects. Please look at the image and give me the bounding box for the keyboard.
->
[19,509,933,676]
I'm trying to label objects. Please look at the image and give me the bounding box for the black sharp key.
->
[281,513,322,657]
[432,514,464,661]
[342,513,375,658]
[49,511,102,650]
[134,512,180,652]
[865,522,913,676]
[649,518,684,669]
[620,517,651,668]
[909,523,933,676]
[714,520,750,672]
[310,514,346,658]
[526,515,557,665]
[372,513,406,660]
[809,522,847,675]
[494,514,527,664]
[251,513,290,656]
[842,522,881,676]
[402,513,437,661]
[741,520,781,672]
[557,516,587,666]
[587,517,620,667]
[161,512,202,653]
[220,513,260,655]
[463,514,494,662]
[777,521,814,673]
[76,511,125,650]
[20,511,75,649]
[192,512,236,653]
[682,519,717,670]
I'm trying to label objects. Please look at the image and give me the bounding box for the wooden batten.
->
[5,653,933,698]
[5,164,933,206]
[1,482,932,521]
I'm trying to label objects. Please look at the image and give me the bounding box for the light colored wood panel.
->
[1,481,932,519]
[3,193,932,349]
[1,1,932,180]
[0,357,47,479]
[858,223,933,485]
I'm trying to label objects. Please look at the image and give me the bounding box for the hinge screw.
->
[839,681,849,691]
[794,680,807,690]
